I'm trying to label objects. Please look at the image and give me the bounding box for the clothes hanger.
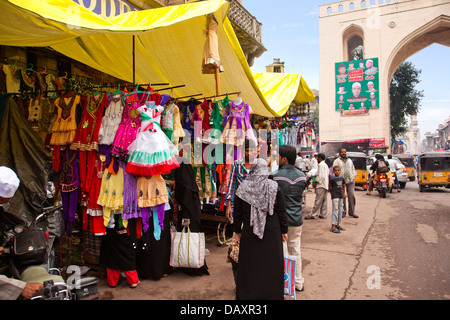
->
[113,84,121,95]
[233,92,242,105]
[26,64,34,72]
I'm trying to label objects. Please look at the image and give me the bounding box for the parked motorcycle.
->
[376,173,389,198]
[1,183,99,300]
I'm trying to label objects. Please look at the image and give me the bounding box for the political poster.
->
[335,58,379,115]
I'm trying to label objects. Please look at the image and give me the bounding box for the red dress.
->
[71,93,107,152]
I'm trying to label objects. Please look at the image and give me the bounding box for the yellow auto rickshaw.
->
[417,152,450,192]
[333,152,369,190]
[395,154,416,181]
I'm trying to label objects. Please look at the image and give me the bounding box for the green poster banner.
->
[335,58,379,115]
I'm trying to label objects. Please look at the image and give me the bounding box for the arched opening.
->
[342,24,364,61]
[386,15,450,152]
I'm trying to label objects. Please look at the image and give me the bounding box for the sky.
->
[243,0,450,141]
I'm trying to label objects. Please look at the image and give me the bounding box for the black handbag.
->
[13,228,47,267]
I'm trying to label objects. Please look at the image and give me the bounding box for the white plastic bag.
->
[170,226,205,269]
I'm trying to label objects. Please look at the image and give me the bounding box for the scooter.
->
[1,183,99,300]
[376,173,389,198]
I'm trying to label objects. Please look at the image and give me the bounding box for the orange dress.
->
[50,94,81,146]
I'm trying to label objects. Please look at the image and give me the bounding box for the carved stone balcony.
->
[225,0,267,66]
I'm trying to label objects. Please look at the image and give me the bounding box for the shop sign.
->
[369,138,385,148]
[335,57,380,115]
[72,0,141,18]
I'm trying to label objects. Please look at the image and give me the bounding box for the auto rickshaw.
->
[395,154,416,181]
[333,152,368,190]
[417,152,450,192]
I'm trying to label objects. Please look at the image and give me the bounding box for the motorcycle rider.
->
[0,166,44,300]
[366,155,392,195]
[387,154,401,192]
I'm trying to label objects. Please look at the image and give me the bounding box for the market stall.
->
[0,0,315,283]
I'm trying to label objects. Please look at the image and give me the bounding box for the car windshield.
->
[399,158,414,167]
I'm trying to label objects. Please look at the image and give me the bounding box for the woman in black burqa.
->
[173,163,209,276]
[233,158,288,300]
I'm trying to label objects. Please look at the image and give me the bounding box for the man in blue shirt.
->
[273,145,307,292]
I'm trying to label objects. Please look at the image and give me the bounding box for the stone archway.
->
[319,0,450,152]
[387,15,450,84]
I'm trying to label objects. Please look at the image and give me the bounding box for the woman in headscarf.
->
[233,158,288,300]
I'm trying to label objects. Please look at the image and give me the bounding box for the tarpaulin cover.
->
[0,95,51,226]
[0,0,314,117]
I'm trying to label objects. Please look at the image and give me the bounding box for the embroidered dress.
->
[97,166,125,227]
[27,97,42,122]
[220,100,256,146]
[2,64,20,93]
[111,92,142,160]
[50,94,80,146]
[59,148,79,235]
[71,93,107,151]
[98,93,124,146]
[126,105,179,177]
[209,95,230,144]
[193,98,214,144]
[162,102,184,145]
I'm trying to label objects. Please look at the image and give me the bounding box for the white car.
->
[367,156,409,188]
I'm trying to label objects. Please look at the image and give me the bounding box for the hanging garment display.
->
[110,91,143,160]
[59,148,79,236]
[71,92,107,151]
[161,102,185,145]
[98,92,125,146]
[209,94,230,144]
[220,99,257,146]
[126,105,179,177]
[97,165,125,227]
[50,94,81,146]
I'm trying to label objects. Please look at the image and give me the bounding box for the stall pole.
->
[214,66,221,96]
[132,35,136,85]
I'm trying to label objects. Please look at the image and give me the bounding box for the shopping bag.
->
[227,237,239,263]
[170,226,205,269]
[283,242,296,300]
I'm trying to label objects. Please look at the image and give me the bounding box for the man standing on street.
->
[305,153,329,220]
[273,145,307,292]
[333,148,358,218]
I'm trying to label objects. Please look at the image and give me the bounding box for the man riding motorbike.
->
[366,154,393,195]
[0,166,44,300]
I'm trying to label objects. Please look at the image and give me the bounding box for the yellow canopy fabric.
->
[0,0,314,117]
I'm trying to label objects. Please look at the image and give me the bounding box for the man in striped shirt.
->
[225,139,257,222]
[273,145,307,292]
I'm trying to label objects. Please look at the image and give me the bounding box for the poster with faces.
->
[335,58,379,114]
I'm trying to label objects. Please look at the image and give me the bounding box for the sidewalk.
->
[96,187,379,300]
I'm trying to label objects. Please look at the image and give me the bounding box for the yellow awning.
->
[0,0,314,117]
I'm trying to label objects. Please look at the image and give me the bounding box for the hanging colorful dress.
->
[111,92,142,160]
[50,94,81,146]
[209,94,230,144]
[71,92,107,151]
[98,92,124,146]
[161,102,185,146]
[219,100,257,146]
[126,105,179,177]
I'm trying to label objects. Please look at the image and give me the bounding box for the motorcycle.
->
[1,183,99,300]
[390,172,396,193]
[376,173,389,198]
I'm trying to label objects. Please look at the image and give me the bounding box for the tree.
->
[389,61,424,140]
